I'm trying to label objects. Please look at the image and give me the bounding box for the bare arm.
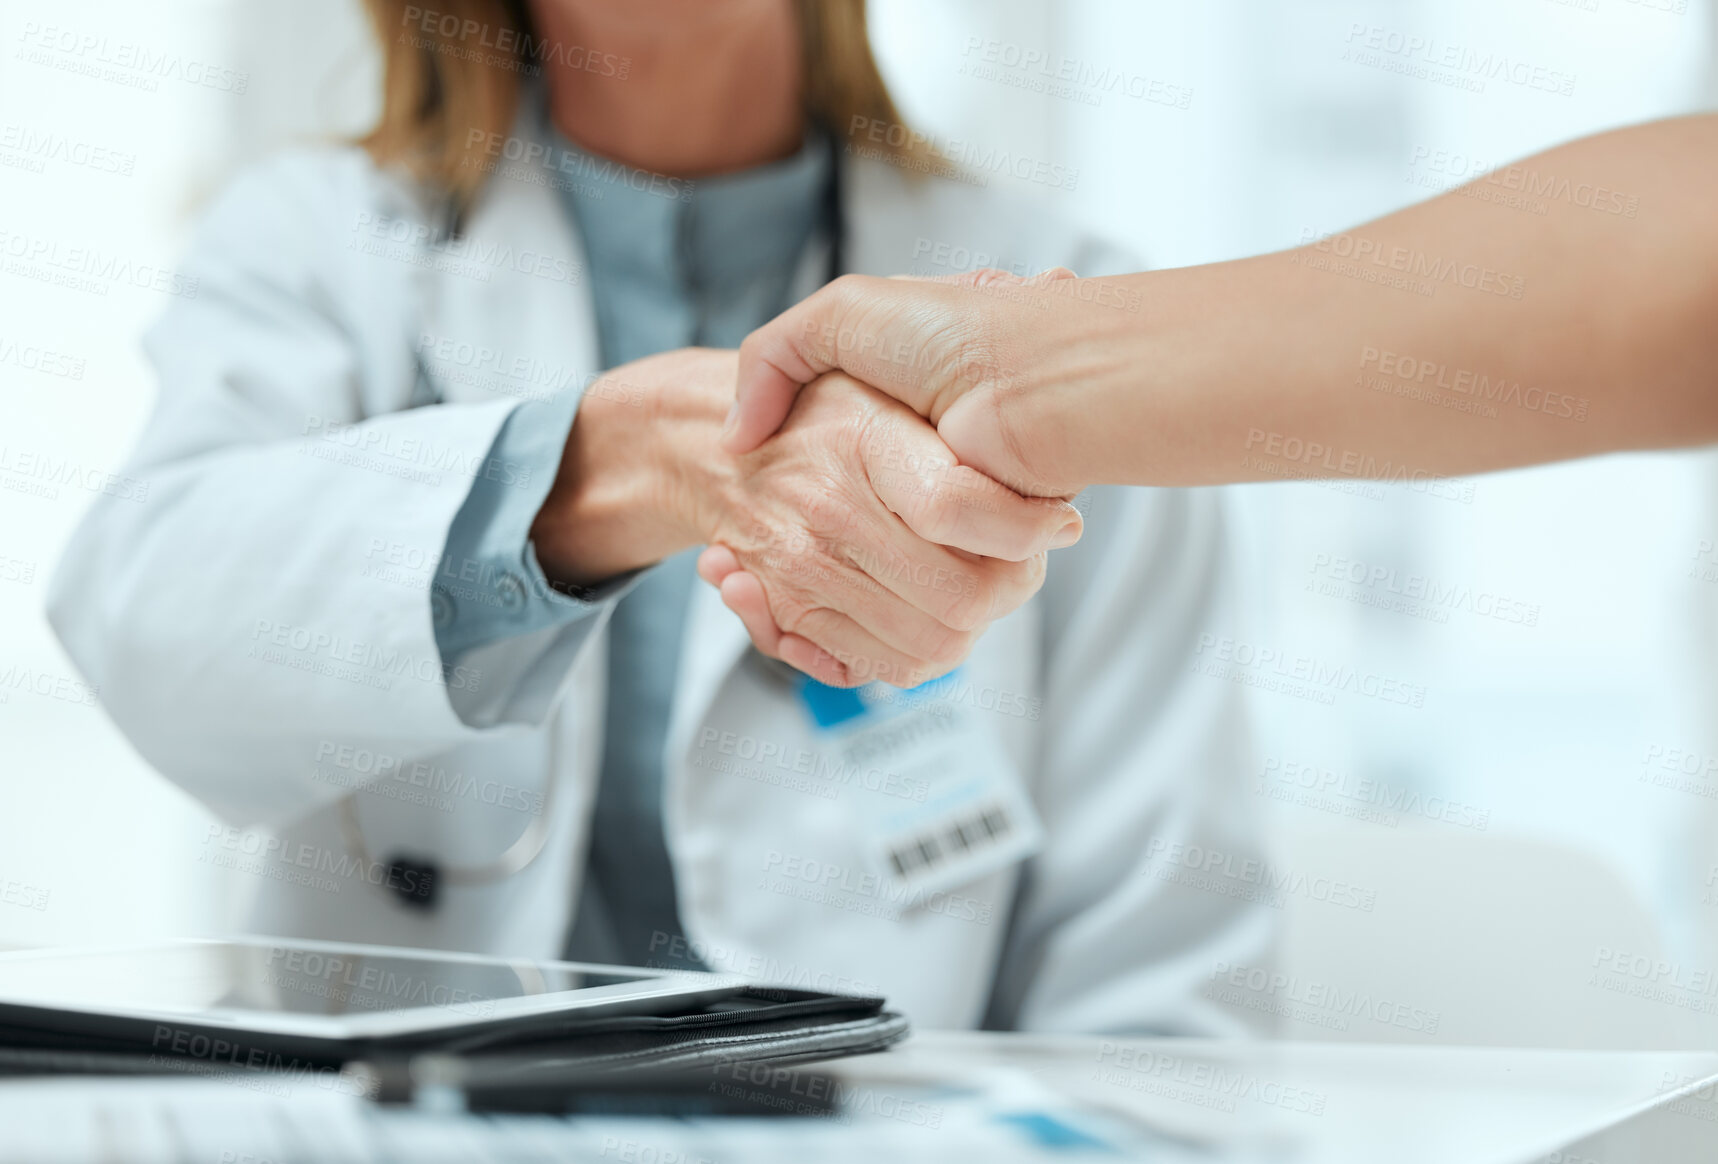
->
[728,115,1718,494]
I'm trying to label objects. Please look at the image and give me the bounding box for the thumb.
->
[723,268,1068,454]
[724,273,878,454]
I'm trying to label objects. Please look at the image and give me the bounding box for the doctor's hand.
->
[721,267,1129,498]
[530,348,1082,688]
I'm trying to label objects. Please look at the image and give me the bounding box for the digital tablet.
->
[0,937,749,1060]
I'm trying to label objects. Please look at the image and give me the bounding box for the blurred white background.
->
[3,0,1717,1046]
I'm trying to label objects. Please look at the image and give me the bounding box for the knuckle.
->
[949,331,1003,390]
[1021,552,1049,593]
[941,578,988,632]
[915,655,960,685]
[988,557,1046,617]
[809,648,859,688]
[800,483,859,538]
[915,491,962,543]
[809,277,866,351]
[994,508,1052,560]
[831,271,870,302]
[927,624,977,670]
[909,622,956,670]
[772,595,819,638]
[867,660,904,686]
[1009,552,1049,593]
[995,550,1042,588]
[879,656,930,689]
[959,557,1044,626]
[841,648,888,684]
[737,328,765,360]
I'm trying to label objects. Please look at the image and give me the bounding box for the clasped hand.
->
[530,349,1080,688]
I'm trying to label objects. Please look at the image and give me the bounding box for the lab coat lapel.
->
[417,130,600,408]
[407,110,605,937]
[666,579,753,775]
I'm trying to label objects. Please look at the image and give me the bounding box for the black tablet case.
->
[0,985,910,1087]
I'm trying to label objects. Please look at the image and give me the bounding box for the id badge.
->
[796,671,1045,899]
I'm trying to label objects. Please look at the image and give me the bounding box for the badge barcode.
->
[887,804,1014,878]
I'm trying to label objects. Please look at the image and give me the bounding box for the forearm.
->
[1066,115,1718,487]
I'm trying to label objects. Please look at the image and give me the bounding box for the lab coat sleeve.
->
[982,486,1278,1037]
[431,389,645,727]
[432,389,593,663]
[45,154,607,829]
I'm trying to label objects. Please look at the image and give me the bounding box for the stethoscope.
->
[342,133,848,910]
[338,717,565,909]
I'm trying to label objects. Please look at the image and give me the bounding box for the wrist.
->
[940,276,1149,496]
[530,352,740,587]
[1015,270,1181,492]
[1084,260,1281,488]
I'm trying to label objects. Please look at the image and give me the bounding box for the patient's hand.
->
[531,349,1081,687]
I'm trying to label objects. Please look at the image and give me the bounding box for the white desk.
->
[829,1033,1718,1162]
[2,1032,1714,1162]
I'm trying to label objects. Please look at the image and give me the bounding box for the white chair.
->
[1207,819,1714,1049]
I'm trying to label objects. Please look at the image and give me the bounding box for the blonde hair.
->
[360,0,917,214]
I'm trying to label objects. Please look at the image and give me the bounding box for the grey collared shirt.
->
[432,128,832,965]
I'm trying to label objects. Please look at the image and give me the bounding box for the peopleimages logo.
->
[1298,228,1525,299]
[312,741,545,815]
[0,335,86,381]
[1193,633,1428,709]
[958,38,1193,110]
[845,117,1080,191]
[1258,757,1492,832]
[0,123,136,176]
[1588,945,1718,1015]
[0,878,50,912]
[148,1024,367,1097]
[705,1062,945,1128]
[262,946,493,1017]
[301,414,533,490]
[1404,146,1637,218]
[0,228,199,300]
[761,850,994,925]
[400,6,631,78]
[1342,24,1577,97]
[1142,836,1379,913]
[347,211,584,285]
[1359,346,1587,422]
[15,22,250,95]
[1204,960,1442,1035]
[1307,552,1542,628]
[200,824,435,901]
[693,728,931,802]
[645,931,880,997]
[1241,428,1475,504]
[0,444,149,503]
[0,663,98,707]
[1093,1042,1327,1115]
[248,618,482,693]
[462,131,692,202]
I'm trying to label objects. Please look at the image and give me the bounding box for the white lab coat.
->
[48,119,1274,1036]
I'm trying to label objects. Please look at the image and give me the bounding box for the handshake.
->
[532,266,1112,688]
[530,341,1079,689]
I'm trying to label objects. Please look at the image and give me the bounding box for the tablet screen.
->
[0,939,666,1022]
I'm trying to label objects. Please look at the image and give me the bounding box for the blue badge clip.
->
[796,669,962,731]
